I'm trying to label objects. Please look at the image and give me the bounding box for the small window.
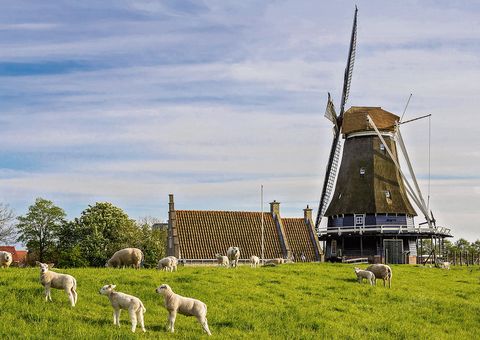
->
[355,214,364,225]
[380,143,386,152]
[385,190,391,199]
[360,167,366,176]
[331,240,337,256]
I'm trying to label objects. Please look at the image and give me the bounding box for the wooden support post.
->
[416,236,419,264]
[420,238,423,265]
[360,235,363,257]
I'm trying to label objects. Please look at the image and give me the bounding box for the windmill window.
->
[380,143,386,152]
[360,167,366,176]
[385,190,391,199]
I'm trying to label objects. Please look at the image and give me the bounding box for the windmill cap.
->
[342,106,399,135]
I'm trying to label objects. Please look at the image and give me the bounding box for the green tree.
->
[75,202,139,266]
[16,198,66,262]
[455,238,471,251]
[0,203,16,243]
[134,217,167,268]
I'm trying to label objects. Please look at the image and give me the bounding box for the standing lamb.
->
[99,284,146,333]
[36,262,77,307]
[227,247,240,268]
[0,251,13,268]
[366,264,393,288]
[215,253,229,267]
[250,255,260,268]
[156,284,211,336]
[106,248,143,269]
[157,256,178,272]
[354,267,376,285]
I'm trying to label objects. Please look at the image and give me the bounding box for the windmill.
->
[316,7,452,264]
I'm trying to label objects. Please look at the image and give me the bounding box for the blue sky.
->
[0,1,479,241]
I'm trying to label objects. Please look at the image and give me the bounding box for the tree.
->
[0,203,16,243]
[75,202,139,266]
[16,198,66,262]
[135,217,167,268]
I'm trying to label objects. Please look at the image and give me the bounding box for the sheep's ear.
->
[35,261,41,266]
[48,263,55,268]
[111,284,116,289]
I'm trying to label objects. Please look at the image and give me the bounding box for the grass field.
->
[0,263,479,339]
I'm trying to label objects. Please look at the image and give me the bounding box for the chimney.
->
[167,194,179,258]
[270,200,280,216]
[169,194,175,212]
[304,205,313,222]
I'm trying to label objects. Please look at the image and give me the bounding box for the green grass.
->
[0,264,479,339]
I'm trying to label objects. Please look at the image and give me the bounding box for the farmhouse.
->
[166,194,322,262]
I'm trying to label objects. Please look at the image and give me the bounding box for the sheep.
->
[215,253,229,267]
[156,284,211,336]
[106,248,143,269]
[157,256,178,272]
[36,262,77,307]
[354,267,376,285]
[99,284,146,333]
[437,261,451,270]
[266,258,285,265]
[0,251,13,268]
[250,255,260,268]
[366,264,393,288]
[227,247,240,268]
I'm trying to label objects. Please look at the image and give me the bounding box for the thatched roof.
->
[342,106,399,136]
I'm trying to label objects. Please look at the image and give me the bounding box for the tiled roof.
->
[176,210,284,260]
[282,218,319,261]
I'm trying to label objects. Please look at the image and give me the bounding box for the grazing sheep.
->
[366,264,393,288]
[354,267,376,285]
[106,248,143,269]
[99,284,146,333]
[215,253,229,267]
[227,247,240,268]
[157,256,178,272]
[0,251,13,268]
[156,284,211,336]
[250,255,260,268]
[266,258,285,265]
[437,261,451,270]
[36,262,77,307]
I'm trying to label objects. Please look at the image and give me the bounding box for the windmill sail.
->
[316,7,358,230]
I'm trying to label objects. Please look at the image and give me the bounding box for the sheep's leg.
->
[168,310,177,333]
[137,310,146,332]
[45,286,52,302]
[72,288,78,305]
[66,287,75,307]
[197,315,212,336]
[129,305,137,332]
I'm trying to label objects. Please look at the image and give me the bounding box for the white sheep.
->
[366,264,393,288]
[215,253,229,267]
[106,248,143,269]
[227,247,240,268]
[250,255,260,268]
[99,284,146,333]
[0,251,13,268]
[156,284,211,336]
[266,258,285,265]
[157,256,178,272]
[354,267,376,285]
[36,262,77,307]
[437,261,451,270]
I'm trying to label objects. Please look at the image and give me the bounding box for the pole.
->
[261,185,265,265]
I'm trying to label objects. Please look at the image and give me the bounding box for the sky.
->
[0,1,479,242]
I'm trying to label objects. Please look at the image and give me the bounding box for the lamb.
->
[106,248,143,269]
[227,246,240,268]
[99,284,146,333]
[156,284,211,336]
[266,258,285,265]
[366,264,393,288]
[157,256,178,272]
[36,262,77,307]
[250,255,260,268]
[215,253,229,267]
[354,267,376,285]
[0,251,13,268]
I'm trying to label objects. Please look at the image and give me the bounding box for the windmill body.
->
[317,8,452,264]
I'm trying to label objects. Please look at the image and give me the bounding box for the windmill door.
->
[383,239,403,264]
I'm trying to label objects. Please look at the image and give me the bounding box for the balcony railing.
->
[319,224,452,237]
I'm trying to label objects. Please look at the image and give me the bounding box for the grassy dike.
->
[0,263,479,339]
